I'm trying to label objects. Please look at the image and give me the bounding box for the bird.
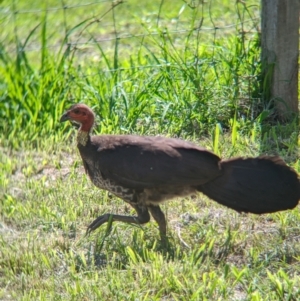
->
[60,103,299,240]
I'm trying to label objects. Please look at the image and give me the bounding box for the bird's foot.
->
[85,214,111,236]
[159,234,170,248]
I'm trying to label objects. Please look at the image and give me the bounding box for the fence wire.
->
[0,0,260,56]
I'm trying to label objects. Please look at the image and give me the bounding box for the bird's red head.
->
[60,103,95,132]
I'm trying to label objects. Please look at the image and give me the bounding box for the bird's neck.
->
[77,130,90,146]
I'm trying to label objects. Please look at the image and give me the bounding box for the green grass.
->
[1,138,300,300]
[0,0,299,300]
[0,0,262,146]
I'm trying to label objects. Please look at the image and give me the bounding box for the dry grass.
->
[1,132,300,300]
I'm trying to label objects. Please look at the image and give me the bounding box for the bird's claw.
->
[85,214,110,236]
[85,226,93,237]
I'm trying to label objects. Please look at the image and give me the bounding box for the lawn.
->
[0,0,299,300]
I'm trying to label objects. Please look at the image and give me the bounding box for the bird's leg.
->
[148,205,167,243]
[86,204,150,235]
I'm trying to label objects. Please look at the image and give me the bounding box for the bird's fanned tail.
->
[197,156,300,214]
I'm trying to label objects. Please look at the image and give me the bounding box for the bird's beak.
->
[60,112,70,122]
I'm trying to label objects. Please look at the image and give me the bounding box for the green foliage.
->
[0,32,262,144]
[0,0,299,300]
[0,0,265,148]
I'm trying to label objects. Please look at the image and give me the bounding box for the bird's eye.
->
[74,109,80,114]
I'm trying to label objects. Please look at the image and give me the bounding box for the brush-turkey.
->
[60,104,299,240]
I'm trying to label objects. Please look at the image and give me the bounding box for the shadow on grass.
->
[74,223,243,272]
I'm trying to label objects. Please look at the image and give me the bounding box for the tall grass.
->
[0,0,264,149]
[1,1,299,300]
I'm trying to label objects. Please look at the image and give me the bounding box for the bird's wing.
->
[90,135,221,189]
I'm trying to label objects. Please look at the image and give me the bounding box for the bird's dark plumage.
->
[198,156,299,213]
[84,135,222,189]
[60,104,300,240]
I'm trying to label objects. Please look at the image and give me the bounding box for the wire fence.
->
[0,0,266,140]
[0,0,260,58]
